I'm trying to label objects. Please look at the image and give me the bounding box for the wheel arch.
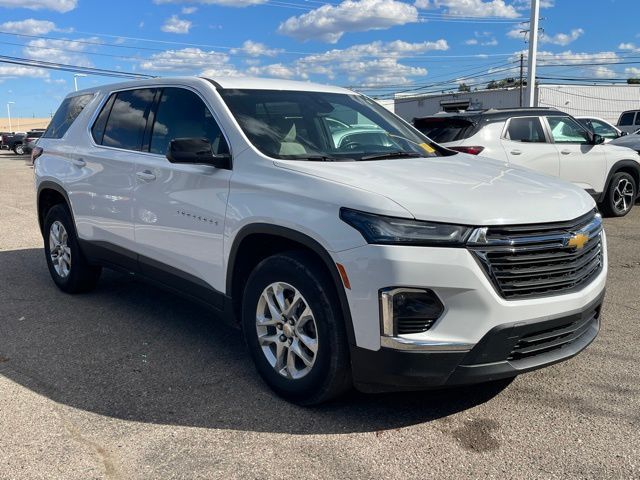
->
[226,224,356,346]
[600,160,640,202]
[37,181,73,237]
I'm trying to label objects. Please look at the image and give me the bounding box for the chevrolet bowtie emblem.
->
[568,233,589,250]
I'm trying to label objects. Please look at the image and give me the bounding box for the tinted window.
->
[506,117,546,143]
[590,120,618,139]
[91,94,116,144]
[42,94,93,139]
[102,88,156,151]
[413,117,475,143]
[150,88,228,155]
[547,116,590,144]
[619,112,636,126]
[636,115,640,126]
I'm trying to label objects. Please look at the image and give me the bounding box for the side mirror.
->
[591,133,606,145]
[166,138,231,169]
[620,131,628,137]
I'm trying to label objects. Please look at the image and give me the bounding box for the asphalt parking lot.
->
[0,149,638,480]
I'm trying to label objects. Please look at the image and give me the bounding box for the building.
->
[394,84,640,125]
[0,118,50,132]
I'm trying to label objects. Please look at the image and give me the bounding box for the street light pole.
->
[526,0,540,107]
[73,73,87,92]
[7,101,14,132]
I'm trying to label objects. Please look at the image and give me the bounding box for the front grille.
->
[468,210,604,300]
[508,304,600,362]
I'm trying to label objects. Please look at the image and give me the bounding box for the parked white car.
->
[414,108,640,217]
[34,78,606,404]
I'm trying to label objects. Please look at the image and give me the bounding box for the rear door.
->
[500,116,560,177]
[133,86,232,299]
[72,88,157,260]
[545,115,607,192]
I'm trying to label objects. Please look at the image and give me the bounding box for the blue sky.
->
[0,0,638,118]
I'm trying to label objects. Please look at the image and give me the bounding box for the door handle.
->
[136,170,156,182]
[561,149,572,155]
[71,158,86,167]
[510,150,522,155]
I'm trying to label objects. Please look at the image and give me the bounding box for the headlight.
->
[340,208,472,246]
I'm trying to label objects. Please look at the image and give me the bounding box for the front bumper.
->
[351,292,603,392]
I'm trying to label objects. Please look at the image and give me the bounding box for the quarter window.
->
[150,87,228,155]
[547,116,590,144]
[101,88,156,151]
[42,94,93,139]
[505,117,546,143]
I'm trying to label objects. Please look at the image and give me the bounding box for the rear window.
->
[619,112,636,126]
[42,94,93,139]
[413,117,475,143]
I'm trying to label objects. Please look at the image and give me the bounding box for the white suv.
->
[34,77,607,404]
[414,108,640,217]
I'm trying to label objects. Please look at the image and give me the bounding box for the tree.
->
[458,83,471,92]
[628,78,640,84]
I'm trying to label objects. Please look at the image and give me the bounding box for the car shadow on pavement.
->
[0,248,509,434]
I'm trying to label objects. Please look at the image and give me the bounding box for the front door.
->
[133,86,232,301]
[545,115,607,193]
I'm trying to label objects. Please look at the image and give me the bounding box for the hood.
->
[275,154,595,226]
[609,135,640,150]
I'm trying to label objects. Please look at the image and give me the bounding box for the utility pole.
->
[519,53,524,107]
[7,102,14,132]
[526,0,540,107]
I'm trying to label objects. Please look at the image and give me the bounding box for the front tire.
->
[601,172,636,217]
[43,204,102,293]
[13,144,24,155]
[242,251,351,405]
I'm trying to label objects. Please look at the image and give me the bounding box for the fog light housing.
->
[380,288,444,336]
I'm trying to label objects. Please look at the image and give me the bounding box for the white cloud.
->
[0,18,56,35]
[508,27,583,46]
[0,0,76,12]
[0,65,48,79]
[541,28,584,46]
[513,0,554,9]
[278,0,419,43]
[247,63,296,79]
[592,66,616,79]
[230,40,283,57]
[154,0,266,6]
[619,42,639,52]
[432,0,519,18]
[532,50,619,65]
[140,47,243,76]
[161,15,192,34]
[181,6,197,13]
[414,0,431,7]
[465,38,479,45]
[625,67,640,77]
[23,37,94,67]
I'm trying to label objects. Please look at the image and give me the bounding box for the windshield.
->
[218,89,442,161]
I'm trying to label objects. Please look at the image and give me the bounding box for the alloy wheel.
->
[49,220,71,278]
[255,282,318,380]
[613,178,635,214]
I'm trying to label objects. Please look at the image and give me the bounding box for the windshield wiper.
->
[305,155,355,162]
[359,151,423,161]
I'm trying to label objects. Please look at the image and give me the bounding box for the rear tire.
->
[242,251,351,405]
[43,204,101,293]
[13,144,24,155]
[600,172,636,217]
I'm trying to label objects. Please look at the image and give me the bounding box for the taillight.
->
[449,146,485,155]
[31,146,43,164]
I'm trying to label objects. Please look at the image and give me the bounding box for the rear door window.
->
[101,88,156,151]
[619,112,636,126]
[42,94,94,139]
[413,117,474,142]
[505,117,546,143]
